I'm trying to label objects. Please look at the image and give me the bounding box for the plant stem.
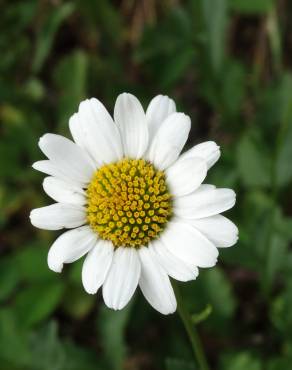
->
[173,282,210,370]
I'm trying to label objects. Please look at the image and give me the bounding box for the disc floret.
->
[86,158,172,248]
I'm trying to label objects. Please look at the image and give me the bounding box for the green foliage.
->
[191,304,212,325]
[165,358,196,370]
[136,7,195,89]
[98,304,133,370]
[230,0,274,14]
[237,131,272,187]
[220,352,262,370]
[0,258,20,301]
[32,3,75,73]
[202,0,228,73]
[54,50,89,131]
[14,281,64,328]
[1,0,292,369]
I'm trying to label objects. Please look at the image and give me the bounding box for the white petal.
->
[149,240,198,282]
[43,177,85,205]
[147,113,190,170]
[39,134,95,186]
[114,93,148,158]
[138,246,176,315]
[69,113,87,149]
[68,113,97,167]
[193,184,216,192]
[33,160,65,179]
[82,240,114,294]
[174,186,236,219]
[180,141,220,169]
[103,247,141,310]
[146,95,176,142]
[48,226,96,272]
[166,157,207,196]
[30,203,86,230]
[187,215,238,248]
[76,98,123,165]
[161,221,218,268]
[33,160,62,177]
[33,160,86,188]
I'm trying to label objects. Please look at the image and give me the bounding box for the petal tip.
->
[84,288,97,295]
[49,264,63,273]
[47,256,63,273]
[160,303,177,315]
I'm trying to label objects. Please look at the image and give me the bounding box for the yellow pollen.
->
[86,158,172,248]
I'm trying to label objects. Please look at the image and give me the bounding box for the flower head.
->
[30,93,238,315]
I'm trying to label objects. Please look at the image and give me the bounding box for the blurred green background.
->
[1,0,292,369]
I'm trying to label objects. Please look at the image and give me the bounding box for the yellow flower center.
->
[86,158,172,248]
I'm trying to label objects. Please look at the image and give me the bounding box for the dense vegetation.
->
[1,0,292,369]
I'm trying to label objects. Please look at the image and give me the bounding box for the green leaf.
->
[270,282,292,336]
[237,133,272,187]
[15,243,57,282]
[161,48,195,89]
[62,342,102,370]
[30,321,101,370]
[98,304,133,370]
[30,322,66,370]
[165,358,196,370]
[53,50,88,131]
[0,309,30,367]
[24,78,45,101]
[230,0,274,14]
[202,268,236,319]
[135,7,194,88]
[78,0,123,46]
[265,233,288,289]
[267,356,292,370]
[276,120,292,187]
[191,304,213,324]
[202,0,228,72]
[182,267,236,332]
[220,352,262,370]
[62,285,95,319]
[14,281,64,328]
[0,257,20,301]
[221,60,246,118]
[276,215,292,240]
[32,3,75,72]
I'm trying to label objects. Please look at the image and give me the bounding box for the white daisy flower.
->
[30,93,238,315]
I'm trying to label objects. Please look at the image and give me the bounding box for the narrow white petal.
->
[146,95,176,142]
[174,186,236,219]
[187,215,238,248]
[43,177,85,205]
[180,141,220,169]
[149,240,198,282]
[193,184,216,192]
[82,240,114,294]
[30,203,86,230]
[33,160,62,177]
[48,226,96,273]
[166,157,207,196]
[69,113,87,149]
[103,247,141,310]
[32,160,86,188]
[77,98,123,165]
[138,246,176,315]
[147,112,190,170]
[114,93,148,158]
[39,134,95,185]
[69,113,97,167]
[161,221,218,268]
